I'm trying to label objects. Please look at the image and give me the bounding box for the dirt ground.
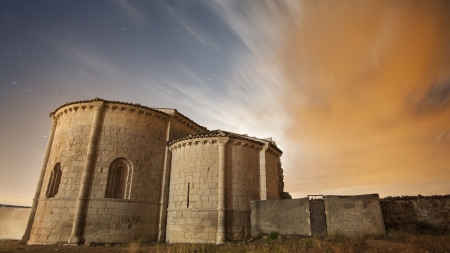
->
[0,237,440,253]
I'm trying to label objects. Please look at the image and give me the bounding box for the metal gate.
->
[308,195,327,236]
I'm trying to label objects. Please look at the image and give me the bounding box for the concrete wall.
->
[0,206,30,239]
[380,196,450,232]
[251,198,311,236]
[324,194,385,236]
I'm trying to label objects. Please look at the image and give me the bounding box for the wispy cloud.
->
[111,0,147,27]
[58,43,122,78]
[159,1,222,51]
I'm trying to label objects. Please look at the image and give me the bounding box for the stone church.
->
[20,98,287,245]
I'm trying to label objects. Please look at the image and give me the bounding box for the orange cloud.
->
[278,0,450,197]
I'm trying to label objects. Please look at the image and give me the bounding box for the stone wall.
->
[29,101,173,244]
[226,141,260,239]
[166,139,220,243]
[380,195,450,232]
[84,105,168,243]
[324,194,385,236]
[0,206,30,239]
[166,134,283,243]
[250,198,311,236]
[84,200,158,243]
[265,150,281,200]
[25,99,285,245]
[169,117,201,142]
[30,199,76,243]
[30,104,96,244]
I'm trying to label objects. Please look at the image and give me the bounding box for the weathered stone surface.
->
[167,135,283,243]
[250,198,311,236]
[24,99,286,245]
[324,194,386,236]
[380,195,450,232]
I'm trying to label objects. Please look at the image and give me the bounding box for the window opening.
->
[187,182,190,208]
[46,163,62,198]
[105,158,133,199]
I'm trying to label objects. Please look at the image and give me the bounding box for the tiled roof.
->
[52,98,208,131]
[169,129,283,154]
[52,97,167,116]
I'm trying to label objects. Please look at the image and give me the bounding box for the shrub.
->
[267,231,279,242]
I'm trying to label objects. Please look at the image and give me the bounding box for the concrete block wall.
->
[0,206,30,239]
[251,194,386,237]
[324,194,386,236]
[251,198,311,236]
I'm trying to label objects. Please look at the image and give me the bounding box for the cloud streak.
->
[202,0,450,197]
[111,0,147,27]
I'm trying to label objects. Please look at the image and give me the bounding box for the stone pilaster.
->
[19,113,58,245]
[216,137,229,244]
[68,101,105,244]
[259,144,269,200]
[158,120,171,242]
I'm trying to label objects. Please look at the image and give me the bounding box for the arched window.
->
[105,158,133,199]
[46,163,62,198]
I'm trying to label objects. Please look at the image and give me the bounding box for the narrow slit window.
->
[187,182,190,208]
[46,163,62,198]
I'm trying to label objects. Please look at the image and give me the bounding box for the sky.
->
[1,0,449,206]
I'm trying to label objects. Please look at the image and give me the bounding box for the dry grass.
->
[120,236,366,253]
[386,230,450,253]
[2,231,450,253]
[121,232,450,253]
